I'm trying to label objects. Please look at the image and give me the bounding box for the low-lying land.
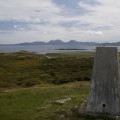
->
[0,51,114,120]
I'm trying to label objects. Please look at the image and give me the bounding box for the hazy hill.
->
[47,40,65,45]
[101,42,120,46]
[18,40,120,46]
[19,41,46,45]
[15,40,99,46]
[1,40,120,46]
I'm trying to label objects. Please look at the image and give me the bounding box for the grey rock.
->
[59,114,65,119]
[53,97,71,105]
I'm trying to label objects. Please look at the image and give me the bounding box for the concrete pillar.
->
[80,47,120,117]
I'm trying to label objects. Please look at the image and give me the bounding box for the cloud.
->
[0,0,61,22]
[0,0,120,43]
[78,0,120,40]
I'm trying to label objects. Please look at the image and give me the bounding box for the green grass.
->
[0,82,90,120]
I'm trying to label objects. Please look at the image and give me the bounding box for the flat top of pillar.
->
[96,47,118,51]
[96,47,118,58]
[97,47,117,49]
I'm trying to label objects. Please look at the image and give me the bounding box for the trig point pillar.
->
[79,47,120,117]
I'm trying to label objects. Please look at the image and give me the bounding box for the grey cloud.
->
[93,26,113,31]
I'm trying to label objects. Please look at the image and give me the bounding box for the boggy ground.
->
[0,51,94,88]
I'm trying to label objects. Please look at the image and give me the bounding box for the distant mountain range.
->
[1,40,120,46]
[18,40,99,46]
[17,40,120,46]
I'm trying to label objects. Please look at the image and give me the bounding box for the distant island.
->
[55,48,87,50]
[1,40,120,46]
[17,40,99,46]
[0,40,98,46]
[0,40,120,54]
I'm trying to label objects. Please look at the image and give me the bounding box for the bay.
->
[0,44,96,54]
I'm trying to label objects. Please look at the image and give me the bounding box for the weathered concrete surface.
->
[79,47,120,116]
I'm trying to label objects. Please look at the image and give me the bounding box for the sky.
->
[0,0,120,44]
